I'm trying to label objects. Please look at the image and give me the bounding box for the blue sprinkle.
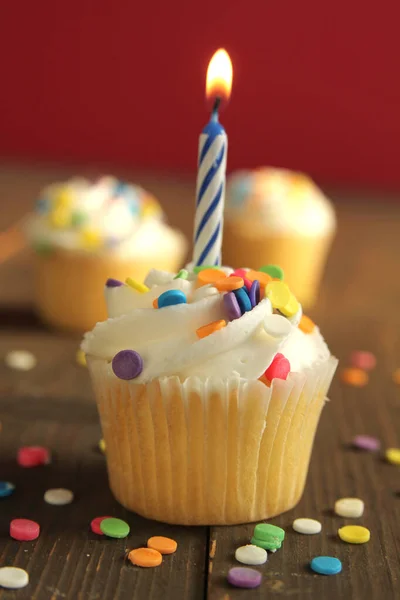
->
[233,287,252,314]
[0,481,15,498]
[113,181,128,196]
[158,290,187,308]
[229,175,253,208]
[36,198,49,214]
[310,556,342,576]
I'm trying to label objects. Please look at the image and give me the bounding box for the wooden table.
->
[1,163,400,600]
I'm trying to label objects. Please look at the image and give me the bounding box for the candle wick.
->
[211,96,221,121]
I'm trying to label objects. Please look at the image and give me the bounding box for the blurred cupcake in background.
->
[26,176,187,332]
[223,167,336,307]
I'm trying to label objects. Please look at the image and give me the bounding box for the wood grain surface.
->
[0,163,400,599]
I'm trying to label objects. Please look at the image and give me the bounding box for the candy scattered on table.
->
[385,448,400,465]
[90,516,113,535]
[105,278,124,288]
[338,525,370,544]
[0,567,29,589]
[292,518,322,535]
[334,498,364,518]
[125,277,149,293]
[392,368,400,385]
[352,435,380,451]
[128,547,162,567]
[251,523,285,551]
[5,350,37,371]
[235,544,267,566]
[0,482,15,498]
[259,264,284,280]
[157,289,187,308]
[112,349,143,380]
[227,567,262,589]
[340,368,369,387]
[44,488,74,506]
[263,354,291,383]
[349,351,376,371]
[17,446,51,468]
[98,438,106,454]
[100,517,130,538]
[310,556,342,576]
[10,518,40,541]
[196,320,227,339]
[147,536,177,555]
[76,349,87,367]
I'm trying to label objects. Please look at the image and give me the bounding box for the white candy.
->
[235,544,267,566]
[191,284,219,301]
[263,314,292,339]
[5,351,36,371]
[334,498,364,518]
[0,567,29,589]
[292,518,322,534]
[44,488,74,506]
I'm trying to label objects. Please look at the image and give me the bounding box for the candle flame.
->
[206,49,233,106]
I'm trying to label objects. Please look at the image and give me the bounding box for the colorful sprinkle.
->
[292,518,322,535]
[70,210,88,227]
[338,525,370,544]
[349,351,376,371]
[0,567,29,589]
[215,276,244,292]
[174,269,189,280]
[100,517,130,538]
[157,289,187,308]
[385,448,400,465]
[91,516,113,535]
[44,488,74,506]
[263,314,292,339]
[334,498,364,518]
[5,350,36,371]
[352,434,380,451]
[80,228,101,249]
[259,264,284,280]
[235,545,267,566]
[264,354,291,383]
[310,556,342,576]
[266,281,299,317]
[112,350,143,380]
[10,518,40,541]
[249,280,260,307]
[246,270,272,287]
[227,567,262,589]
[125,277,149,294]
[232,268,248,278]
[197,268,226,286]
[299,315,316,334]
[147,536,177,555]
[196,320,227,339]
[49,207,71,229]
[223,292,242,321]
[76,349,87,367]
[242,277,252,292]
[98,438,106,454]
[0,482,15,498]
[17,446,51,468]
[128,547,162,567]
[253,523,285,543]
[105,278,124,288]
[233,287,252,314]
[340,368,368,387]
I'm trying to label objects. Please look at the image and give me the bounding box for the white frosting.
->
[225,167,336,237]
[82,268,331,383]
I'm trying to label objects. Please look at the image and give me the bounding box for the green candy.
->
[174,269,189,280]
[192,265,220,274]
[253,523,285,542]
[250,536,282,551]
[259,264,284,280]
[99,517,130,539]
[33,240,53,256]
[70,211,88,227]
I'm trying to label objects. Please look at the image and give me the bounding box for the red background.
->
[0,1,398,187]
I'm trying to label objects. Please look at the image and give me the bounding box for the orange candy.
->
[340,368,369,387]
[196,319,227,339]
[197,268,227,286]
[214,276,244,292]
[153,298,158,309]
[147,536,178,555]
[246,270,272,287]
[128,547,162,567]
[299,315,316,334]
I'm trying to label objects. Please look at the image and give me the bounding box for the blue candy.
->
[310,556,342,576]
[0,481,15,498]
[36,198,49,214]
[233,287,252,314]
[157,289,187,308]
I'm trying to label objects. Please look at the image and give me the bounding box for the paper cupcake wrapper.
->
[87,356,338,525]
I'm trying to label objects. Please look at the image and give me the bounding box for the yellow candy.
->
[80,229,101,249]
[338,525,370,544]
[49,207,71,229]
[266,281,299,317]
[125,277,149,293]
[98,438,106,454]
[385,448,400,465]
[142,198,162,218]
[55,188,74,209]
[76,349,87,367]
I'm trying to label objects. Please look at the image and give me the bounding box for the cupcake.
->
[26,176,187,332]
[223,168,336,307]
[82,266,337,525]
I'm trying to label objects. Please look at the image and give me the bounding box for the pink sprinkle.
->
[10,518,40,541]
[232,269,248,278]
[352,435,380,451]
[264,353,291,382]
[242,277,252,292]
[17,446,51,468]
[91,516,113,535]
[349,351,376,371]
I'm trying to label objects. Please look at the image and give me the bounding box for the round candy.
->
[10,518,40,541]
[196,320,227,339]
[299,315,316,334]
[263,314,292,339]
[385,448,400,465]
[105,278,123,287]
[76,349,87,367]
[100,517,130,538]
[254,523,285,542]
[227,567,262,589]
[264,354,291,383]
[112,350,143,380]
[125,277,149,293]
[44,488,74,506]
[17,446,51,468]
[338,525,370,544]
[334,498,364,518]
[98,438,106,454]
[352,434,380,451]
[0,567,29,589]
[250,536,281,551]
[197,268,226,286]
[128,547,162,567]
[242,277,252,292]
[235,544,267,566]
[350,351,376,371]
[157,289,187,308]
[259,264,284,280]
[215,276,244,292]
[91,516,113,535]
[232,268,248,278]
[223,292,242,321]
[233,287,252,314]
[310,556,342,576]
[0,482,15,498]
[340,368,368,387]
[266,281,299,317]
[193,265,220,274]
[292,518,322,535]
[5,350,36,371]
[249,280,260,308]
[174,269,189,280]
[246,270,272,287]
[147,536,177,555]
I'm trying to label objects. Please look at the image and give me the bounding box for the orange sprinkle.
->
[128,547,162,567]
[214,276,244,292]
[392,368,400,385]
[147,536,177,555]
[197,268,227,286]
[152,298,158,309]
[299,315,316,334]
[340,368,369,387]
[196,319,227,339]
[246,270,272,287]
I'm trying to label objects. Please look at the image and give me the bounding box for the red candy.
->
[350,351,376,371]
[91,516,113,535]
[10,518,40,541]
[232,269,248,279]
[17,446,50,468]
[264,353,291,382]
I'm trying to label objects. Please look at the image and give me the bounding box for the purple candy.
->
[227,567,262,589]
[352,434,380,451]
[223,292,242,320]
[106,278,124,288]
[249,279,260,308]
[112,350,143,380]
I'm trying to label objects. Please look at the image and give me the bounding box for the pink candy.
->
[91,516,113,535]
[17,446,50,468]
[264,353,291,382]
[10,518,40,541]
[352,435,380,451]
[349,351,376,371]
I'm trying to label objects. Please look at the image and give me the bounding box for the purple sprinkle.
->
[352,435,380,451]
[112,350,143,380]
[223,292,242,320]
[249,280,260,308]
[227,567,262,589]
[106,278,124,288]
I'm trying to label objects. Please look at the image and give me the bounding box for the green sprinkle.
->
[253,523,285,542]
[192,265,220,274]
[259,265,284,280]
[250,536,282,551]
[70,211,88,227]
[99,517,130,538]
[32,240,53,256]
[174,269,189,280]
